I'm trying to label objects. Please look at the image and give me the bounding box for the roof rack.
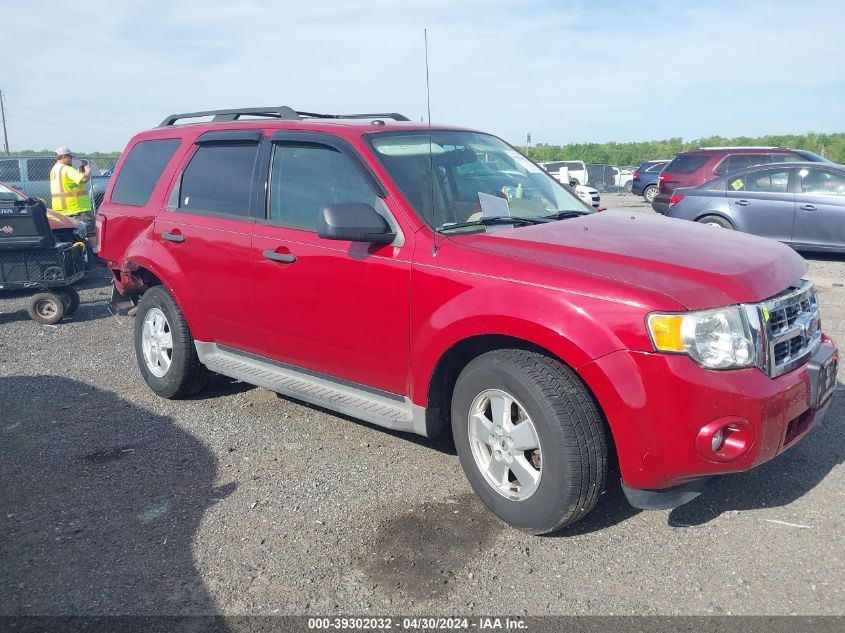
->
[158,106,410,127]
[698,146,781,150]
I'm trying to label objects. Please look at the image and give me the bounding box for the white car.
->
[575,184,601,208]
[540,160,589,186]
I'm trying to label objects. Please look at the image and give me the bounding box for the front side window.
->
[268,143,382,231]
[179,142,258,217]
[367,131,589,231]
[799,169,845,196]
[0,159,21,182]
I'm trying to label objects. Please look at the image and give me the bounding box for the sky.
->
[2,0,844,152]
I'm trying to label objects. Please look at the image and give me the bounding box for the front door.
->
[154,133,262,353]
[724,167,795,242]
[793,167,845,250]
[251,133,413,396]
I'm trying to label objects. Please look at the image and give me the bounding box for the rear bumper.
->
[651,194,670,214]
[631,181,644,196]
[579,338,837,492]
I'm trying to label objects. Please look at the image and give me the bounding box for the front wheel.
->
[134,286,208,398]
[451,349,608,534]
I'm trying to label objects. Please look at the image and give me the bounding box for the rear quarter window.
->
[665,155,708,173]
[111,139,182,206]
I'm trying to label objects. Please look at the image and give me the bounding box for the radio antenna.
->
[425,29,439,255]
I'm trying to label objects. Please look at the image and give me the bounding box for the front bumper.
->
[579,337,838,493]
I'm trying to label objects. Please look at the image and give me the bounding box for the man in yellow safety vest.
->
[50,146,93,227]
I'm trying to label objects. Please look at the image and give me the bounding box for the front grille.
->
[758,280,820,377]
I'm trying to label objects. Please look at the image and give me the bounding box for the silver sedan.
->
[663,161,845,253]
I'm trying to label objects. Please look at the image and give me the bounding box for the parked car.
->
[0,179,89,247]
[652,147,830,214]
[98,106,838,534]
[574,184,601,208]
[631,159,670,202]
[0,155,111,209]
[666,162,845,253]
[540,160,588,186]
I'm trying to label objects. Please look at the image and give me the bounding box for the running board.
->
[194,342,431,436]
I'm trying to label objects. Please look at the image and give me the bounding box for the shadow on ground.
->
[0,375,235,615]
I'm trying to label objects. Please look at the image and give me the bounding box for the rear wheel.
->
[643,185,658,203]
[27,292,65,325]
[59,287,80,315]
[134,286,208,398]
[451,349,608,534]
[697,215,734,229]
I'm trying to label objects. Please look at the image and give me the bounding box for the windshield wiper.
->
[541,210,590,221]
[436,216,542,233]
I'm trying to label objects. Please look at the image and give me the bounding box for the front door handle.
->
[263,249,296,263]
[162,231,185,243]
[734,200,750,206]
[800,204,817,211]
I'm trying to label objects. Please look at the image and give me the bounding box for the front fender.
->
[409,274,649,406]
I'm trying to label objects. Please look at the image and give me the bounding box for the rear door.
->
[724,166,795,241]
[251,131,413,395]
[154,130,262,353]
[792,167,845,249]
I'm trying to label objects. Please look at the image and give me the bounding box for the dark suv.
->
[651,147,829,214]
[631,159,669,202]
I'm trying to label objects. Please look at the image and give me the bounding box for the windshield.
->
[0,182,26,202]
[366,131,591,231]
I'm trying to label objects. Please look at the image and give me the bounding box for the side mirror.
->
[317,203,396,244]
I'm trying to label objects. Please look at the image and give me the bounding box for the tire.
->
[27,292,65,325]
[595,181,607,193]
[134,286,208,399]
[697,215,734,229]
[643,185,658,203]
[59,287,81,315]
[451,349,608,535]
[625,182,633,194]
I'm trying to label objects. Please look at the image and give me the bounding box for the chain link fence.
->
[0,153,119,208]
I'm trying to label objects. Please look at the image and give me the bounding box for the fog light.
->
[710,428,725,452]
[695,417,754,462]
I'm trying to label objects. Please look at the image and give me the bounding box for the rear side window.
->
[729,169,790,193]
[178,142,258,217]
[112,139,181,206]
[268,143,379,231]
[645,162,667,172]
[26,158,55,181]
[0,159,20,181]
[665,155,708,173]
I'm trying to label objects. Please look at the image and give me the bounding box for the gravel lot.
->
[1,197,843,616]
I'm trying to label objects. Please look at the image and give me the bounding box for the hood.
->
[450,211,806,310]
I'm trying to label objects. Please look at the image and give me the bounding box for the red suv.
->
[97,108,838,534]
[652,147,829,214]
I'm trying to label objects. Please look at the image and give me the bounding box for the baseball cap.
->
[55,146,72,156]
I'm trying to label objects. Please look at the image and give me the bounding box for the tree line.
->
[11,131,845,169]
[518,132,845,167]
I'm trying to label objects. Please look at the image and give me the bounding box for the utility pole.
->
[0,91,8,155]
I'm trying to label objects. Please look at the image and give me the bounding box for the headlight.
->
[73,222,87,239]
[647,306,757,370]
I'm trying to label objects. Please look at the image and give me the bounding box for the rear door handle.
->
[734,200,750,206]
[800,204,817,211]
[162,231,185,243]
[263,249,296,263]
